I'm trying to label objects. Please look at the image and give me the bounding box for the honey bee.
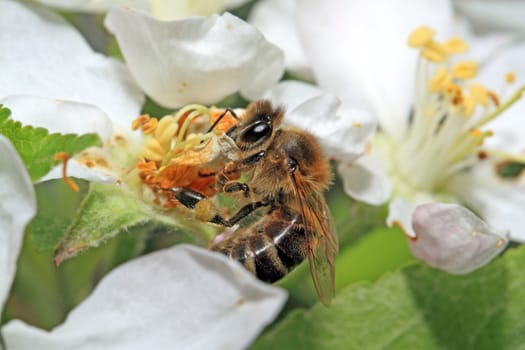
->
[173,100,338,306]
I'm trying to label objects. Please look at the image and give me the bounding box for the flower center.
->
[130,105,238,209]
[391,26,524,197]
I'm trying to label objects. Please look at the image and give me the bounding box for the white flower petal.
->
[409,202,509,274]
[33,0,151,13]
[0,136,36,314]
[151,0,250,20]
[248,0,312,79]
[386,196,416,237]
[265,81,377,163]
[449,159,525,241]
[3,245,287,350]
[0,0,144,125]
[454,0,525,34]
[1,95,112,141]
[452,15,512,65]
[40,160,119,184]
[105,8,284,107]
[338,154,392,206]
[0,95,122,183]
[296,0,455,139]
[476,43,525,154]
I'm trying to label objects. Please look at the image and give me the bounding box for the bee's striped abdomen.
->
[210,206,308,283]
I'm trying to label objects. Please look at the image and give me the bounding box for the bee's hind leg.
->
[210,199,270,227]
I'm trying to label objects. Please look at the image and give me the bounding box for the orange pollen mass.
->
[132,114,151,130]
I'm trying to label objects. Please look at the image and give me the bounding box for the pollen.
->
[506,72,516,84]
[452,61,478,80]
[142,138,165,162]
[408,26,435,48]
[132,114,151,130]
[136,161,157,173]
[442,37,469,54]
[421,41,447,63]
[470,84,489,107]
[462,95,476,117]
[428,67,451,92]
[155,116,179,150]
[141,118,158,134]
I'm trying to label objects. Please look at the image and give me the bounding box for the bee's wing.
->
[292,179,338,306]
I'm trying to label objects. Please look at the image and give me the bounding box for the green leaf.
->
[27,179,90,251]
[276,227,414,310]
[253,246,525,350]
[54,182,215,265]
[0,105,101,181]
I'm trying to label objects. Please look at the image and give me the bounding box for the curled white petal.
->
[265,81,377,163]
[338,154,392,206]
[0,0,144,125]
[386,196,416,237]
[409,202,509,274]
[105,8,284,107]
[296,0,454,139]
[3,245,287,350]
[0,136,37,315]
[249,0,312,79]
[1,95,113,142]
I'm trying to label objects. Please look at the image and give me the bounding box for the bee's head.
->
[227,100,284,152]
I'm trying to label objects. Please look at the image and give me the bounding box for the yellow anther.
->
[421,41,447,63]
[470,129,493,145]
[446,83,463,99]
[155,116,179,149]
[428,67,452,92]
[352,122,362,128]
[442,37,469,55]
[470,128,482,137]
[142,138,165,161]
[156,116,175,139]
[141,118,158,134]
[470,84,489,107]
[136,161,157,173]
[132,114,151,130]
[452,61,478,80]
[506,72,516,84]
[408,26,435,48]
[462,95,476,117]
[158,123,179,150]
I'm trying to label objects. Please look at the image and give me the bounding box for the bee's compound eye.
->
[287,156,298,174]
[240,121,271,144]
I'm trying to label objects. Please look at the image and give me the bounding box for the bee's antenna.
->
[207,108,239,133]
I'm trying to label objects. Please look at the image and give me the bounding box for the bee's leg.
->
[171,187,206,209]
[223,181,251,197]
[207,108,239,132]
[211,199,270,226]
